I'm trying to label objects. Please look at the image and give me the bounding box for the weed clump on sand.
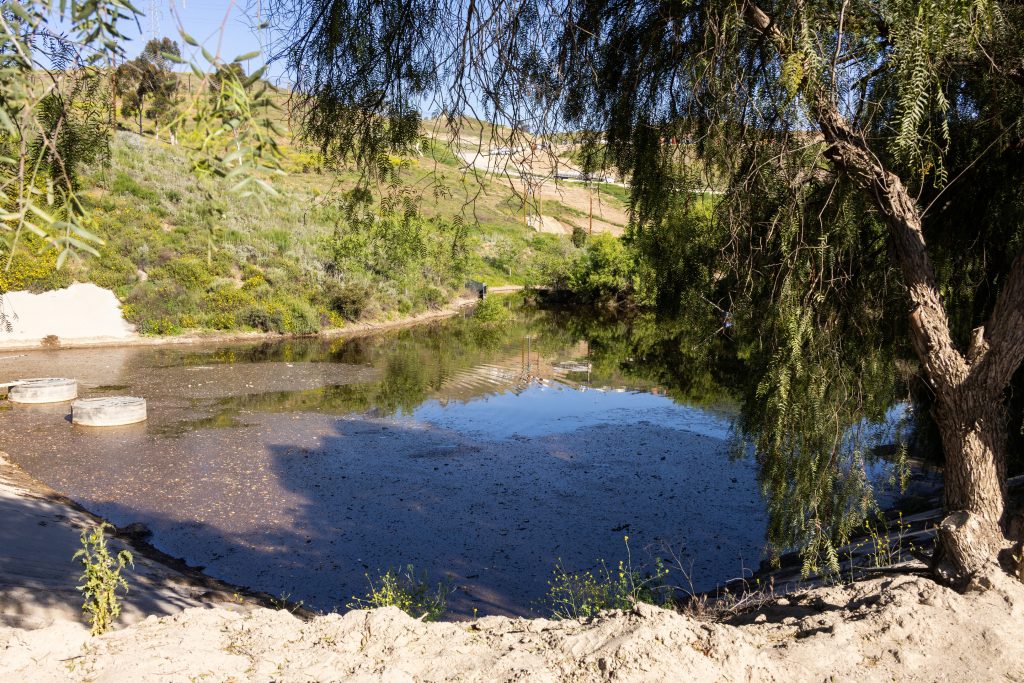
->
[74,522,133,635]
[547,536,669,620]
[347,565,451,621]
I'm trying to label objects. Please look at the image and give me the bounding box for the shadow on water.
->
[79,409,764,618]
[0,299,912,619]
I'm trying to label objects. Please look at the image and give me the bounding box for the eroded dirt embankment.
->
[3,569,1024,682]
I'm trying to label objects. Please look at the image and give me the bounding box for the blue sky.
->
[65,1,288,83]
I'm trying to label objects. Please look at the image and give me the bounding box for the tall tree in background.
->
[114,37,180,134]
[266,0,1024,586]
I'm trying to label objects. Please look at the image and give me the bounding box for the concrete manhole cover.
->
[72,396,148,427]
[7,378,78,404]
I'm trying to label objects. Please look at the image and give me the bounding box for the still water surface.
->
[2,305,772,616]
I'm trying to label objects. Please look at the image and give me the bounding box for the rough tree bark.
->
[811,110,1020,585]
[742,0,1024,585]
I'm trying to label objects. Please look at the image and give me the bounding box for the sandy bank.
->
[2,566,1022,681]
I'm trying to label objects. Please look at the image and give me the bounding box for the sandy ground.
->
[2,564,1023,681]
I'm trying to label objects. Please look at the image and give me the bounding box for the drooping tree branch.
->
[740,0,971,398]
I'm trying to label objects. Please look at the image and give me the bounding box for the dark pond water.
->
[0,302,891,617]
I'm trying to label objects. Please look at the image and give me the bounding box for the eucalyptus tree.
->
[114,36,180,133]
[265,0,1024,586]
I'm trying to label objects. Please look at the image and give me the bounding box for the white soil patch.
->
[0,284,136,348]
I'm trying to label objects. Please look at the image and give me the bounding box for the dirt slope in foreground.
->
[3,568,1023,682]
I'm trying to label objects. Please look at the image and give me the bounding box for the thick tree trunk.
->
[935,389,1007,523]
[932,386,1010,584]
[809,102,1015,582]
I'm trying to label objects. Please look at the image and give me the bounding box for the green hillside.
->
[1,107,615,335]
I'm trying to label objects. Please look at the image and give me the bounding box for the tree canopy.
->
[266,0,1024,582]
[114,37,181,131]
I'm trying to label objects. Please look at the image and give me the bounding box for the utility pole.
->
[589,184,593,235]
[148,0,161,40]
[524,179,529,231]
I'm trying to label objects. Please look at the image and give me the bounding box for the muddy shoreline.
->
[0,451,311,621]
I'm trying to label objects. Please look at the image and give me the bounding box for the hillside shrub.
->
[89,253,138,290]
[473,295,511,324]
[563,233,635,303]
[0,236,74,292]
[419,285,448,309]
[325,280,372,321]
[278,297,320,334]
[240,304,284,333]
[202,285,255,315]
[149,256,214,292]
[137,317,181,335]
[571,224,588,248]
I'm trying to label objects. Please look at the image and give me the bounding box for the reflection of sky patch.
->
[409,382,734,441]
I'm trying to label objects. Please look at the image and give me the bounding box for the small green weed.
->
[547,536,669,620]
[347,565,451,621]
[74,522,133,636]
[268,592,305,613]
[842,511,914,582]
[867,511,914,568]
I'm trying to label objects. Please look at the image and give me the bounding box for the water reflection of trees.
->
[171,300,917,574]
[539,302,912,574]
